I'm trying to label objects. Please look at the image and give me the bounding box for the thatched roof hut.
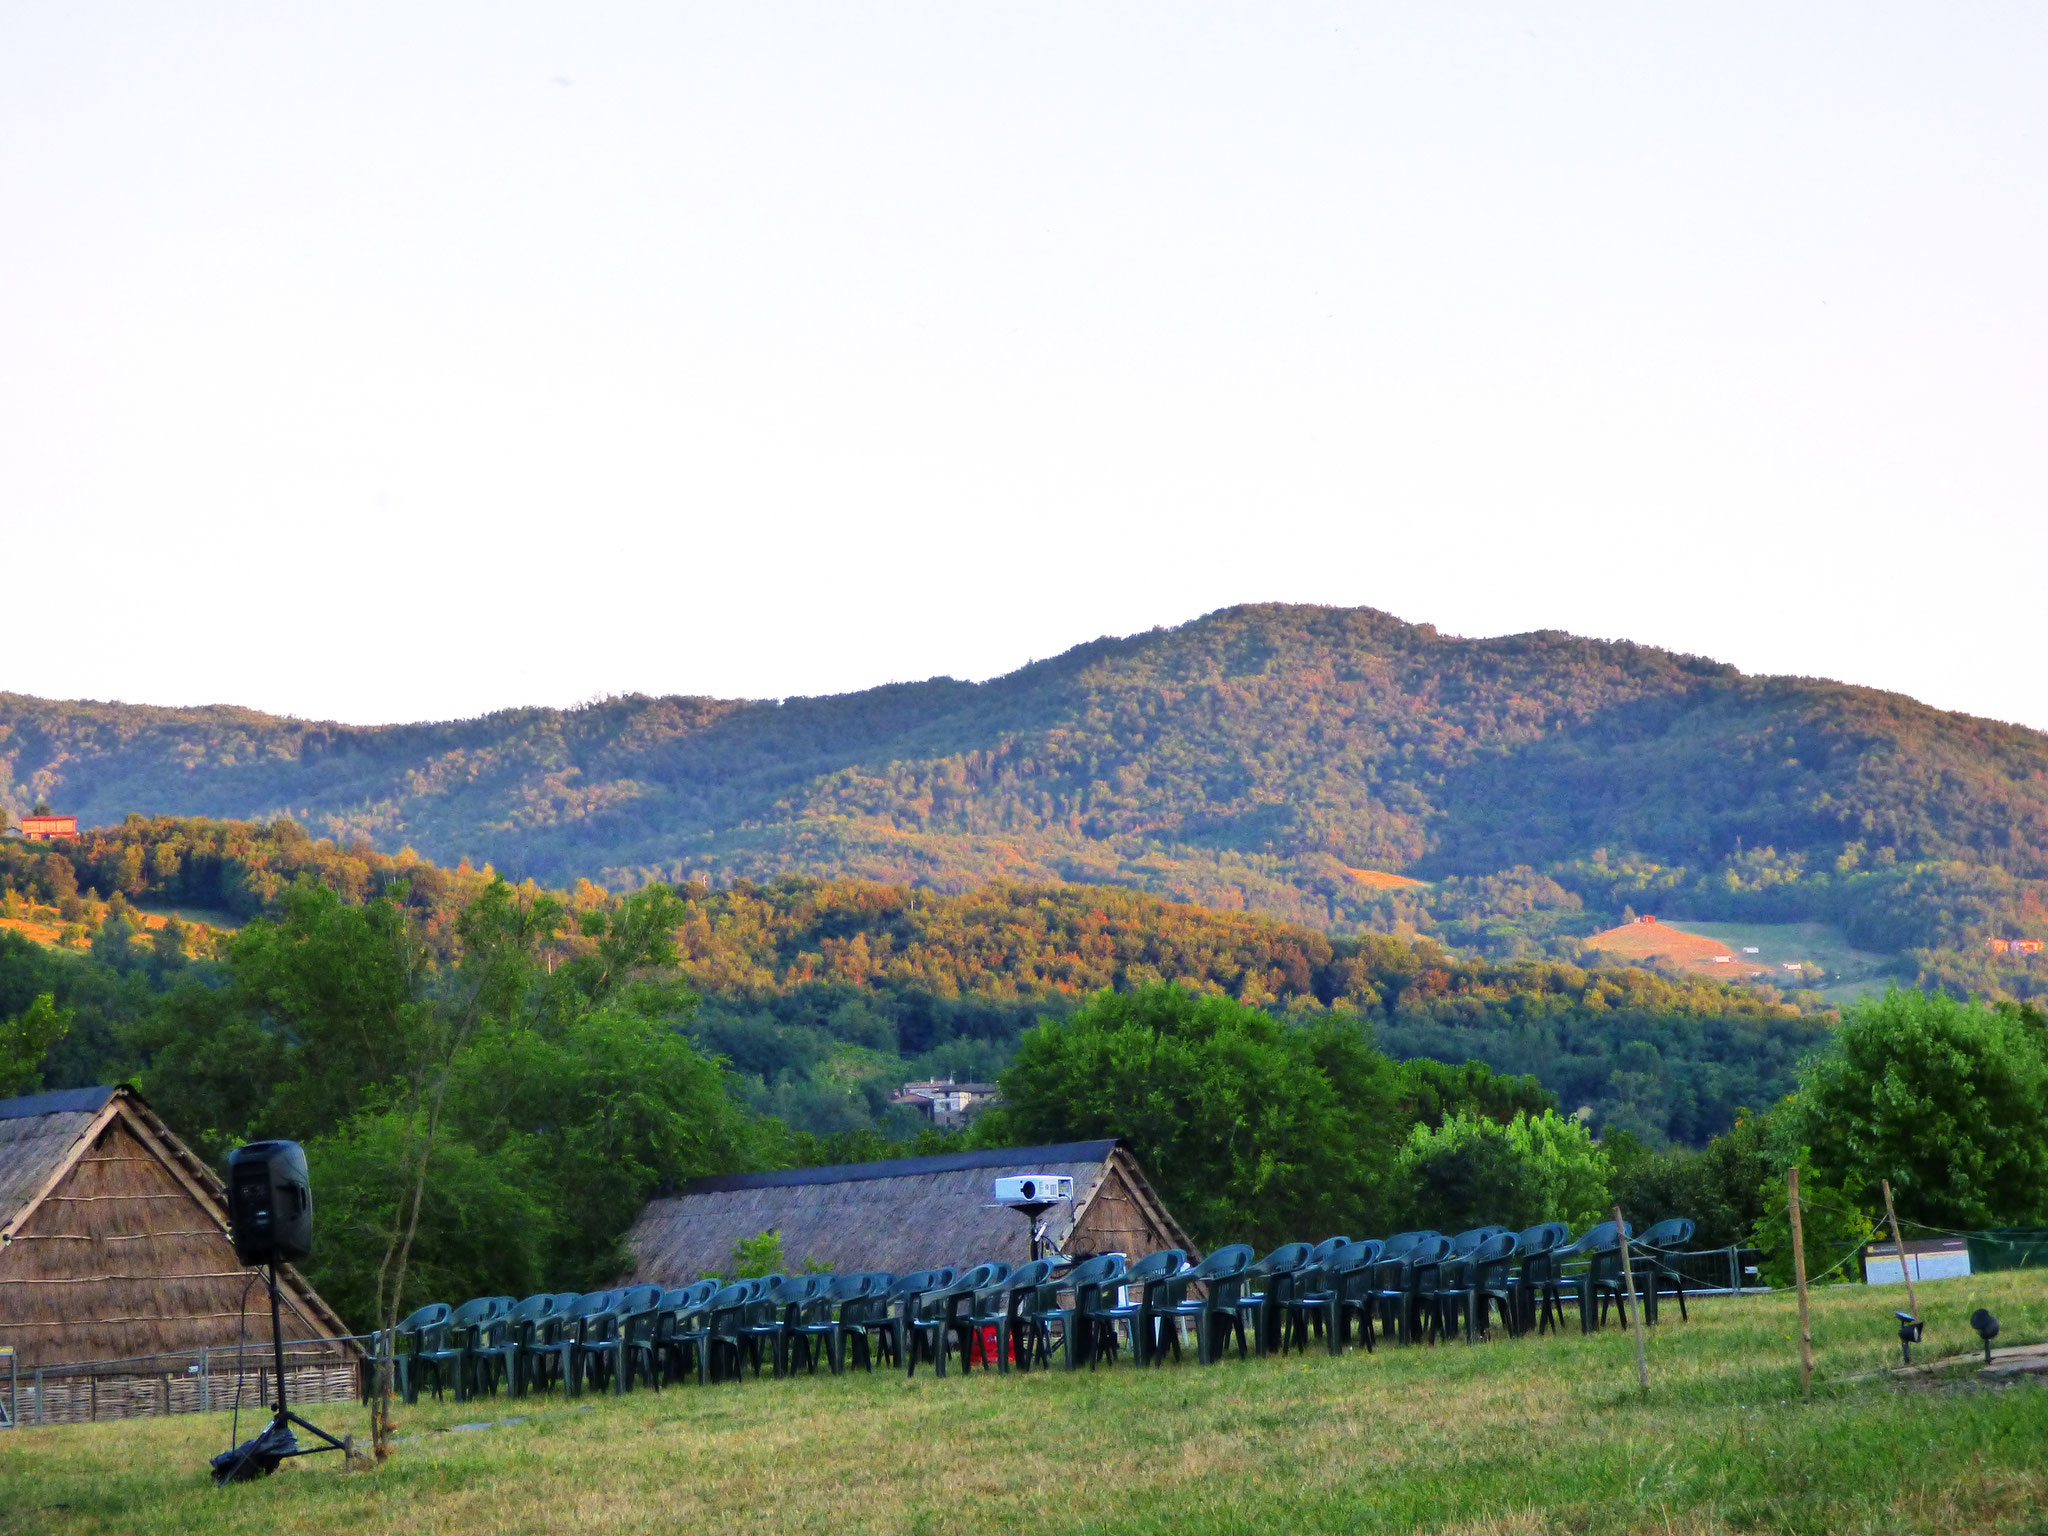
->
[626,1139,1196,1283]
[0,1086,355,1371]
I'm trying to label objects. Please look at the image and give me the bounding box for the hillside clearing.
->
[4,1271,2043,1536]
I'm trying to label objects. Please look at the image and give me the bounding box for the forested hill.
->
[0,819,1824,1145]
[7,604,2048,964]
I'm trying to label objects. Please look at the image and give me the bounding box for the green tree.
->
[976,983,1406,1247]
[1505,1109,1614,1230]
[1394,1114,1539,1232]
[0,993,71,1096]
[1790,988,2048,1228]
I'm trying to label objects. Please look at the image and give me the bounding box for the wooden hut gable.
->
[0,1086,353,1371]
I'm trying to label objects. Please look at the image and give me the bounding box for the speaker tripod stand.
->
[211,1262,350,1484]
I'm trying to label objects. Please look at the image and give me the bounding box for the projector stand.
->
[212,1263,349,1484]
[1011,1200,1056,1261]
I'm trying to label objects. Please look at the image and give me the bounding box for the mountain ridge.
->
[6,604,2048,967]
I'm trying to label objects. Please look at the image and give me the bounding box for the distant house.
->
[625,1140,1196,1283]
[13,813,77,842]
[2015,940,2045,955]
[891,1079,1001,1129]
[1742,946,1761,954]
[1637,915,1658,925]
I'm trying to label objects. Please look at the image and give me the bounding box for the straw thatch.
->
[625,1140,1197,1284]
[0,1086,356,1371]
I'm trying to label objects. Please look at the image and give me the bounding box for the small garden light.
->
[1970,1308,2000,1365]
[1894,1311,1922,1365]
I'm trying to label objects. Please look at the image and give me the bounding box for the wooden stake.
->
[1881,1180,1919,1328]
[1788,1166,1812,1402]
[1616,1204,1649,1396]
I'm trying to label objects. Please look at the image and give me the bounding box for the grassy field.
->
[1676,921,1900,1004]
[4,1271,2045,1536]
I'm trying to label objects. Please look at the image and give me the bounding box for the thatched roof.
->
[0,1086,357,1369]
[0,1086,118,1222]
[625,1140,1197,1284]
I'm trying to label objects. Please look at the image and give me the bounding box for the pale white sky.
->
[3,5,2043,728]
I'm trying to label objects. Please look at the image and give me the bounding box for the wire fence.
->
[2,1336,370,1429]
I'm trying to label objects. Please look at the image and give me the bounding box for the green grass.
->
[4,1272,2045,1536]
[1678,920,1901,1004]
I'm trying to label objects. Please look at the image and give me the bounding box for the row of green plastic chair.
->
[366,1216,1698,1403]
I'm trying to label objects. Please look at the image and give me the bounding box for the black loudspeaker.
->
[227,1140,313,1266]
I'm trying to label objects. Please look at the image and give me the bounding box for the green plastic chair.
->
[1283,1240,1379,1355]
[905,1262,1007,1377]
[647,1280,719,1385]
[582,1284,664,1393]
[832,1273,900,1372]
[941,1262,1013,1373]
[1090,1249,1188,1365]
[1038,1253,1127,1369]
[473,1293,559,1397]
[1233,1244,1313,1357]
[1371,1233,1449,1344]
[1507,1223,1571,1334]
[410,1297,505,1402]
[782,1274,877,1375]
[870,1269,953,1372]
[1157,1245,1253,1364]
[526,1290,618,1396]
[1631,1218,1697,1323]
[1564,1221,1634,1333]
[382,1302,451,1405]
[983,1260,1060,1373]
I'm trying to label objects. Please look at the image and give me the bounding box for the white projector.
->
[993,1174,1071,1206]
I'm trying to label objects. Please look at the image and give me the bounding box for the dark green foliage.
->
[974,984,1407,1248]
[1395,1058,1555,1128]
[1396,1119,1542,1234]
[1606,1112,1777,1252]
[1789,989,2048,1229]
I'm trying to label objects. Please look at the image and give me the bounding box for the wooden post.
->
[1788,1166,1813,1402]
[1881,1180,1919,1327]
[1616,1204,1649,1396]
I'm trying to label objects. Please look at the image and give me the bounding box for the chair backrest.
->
[705,1281,753,1329]
[1450,1226,1508,1256]
[1251,1242,1314,1276]
[955,1261,1011,1293]
[394,1303,452,1352]
[826,1273,873,1302]
[1515,1223,1564,1259]
[1307,1236,1351,1264]
[617,1283,665,1314]
[1001,1259,1056,1293]
[1330,1239,1383,1274]
[769,1274,826,1307]
[1121,1249,1188,1286]
[1064,1252,1128,1291]
[1469,1231,1520,1282]
[1378,1231,1438,1263]
[1636,1218,1694,1249]
[1403,1235,1455,1286]
[1187,1244,1253,1280]
[890,1268,949,1299]
[482,1293,554,1345]
[448,1296,500,1333]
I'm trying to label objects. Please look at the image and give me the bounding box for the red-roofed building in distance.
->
[13,813,77,842]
